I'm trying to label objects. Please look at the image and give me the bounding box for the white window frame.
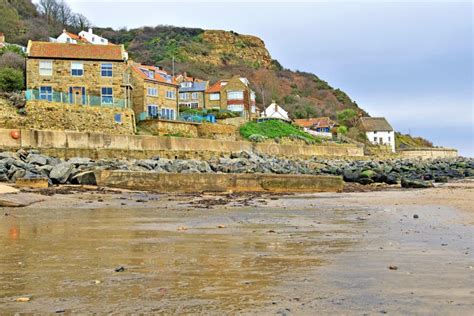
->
[161,108,175,120]
[180,93,189,100]
[71,61,84,77]
[191,92,198,100]
[227,91,244,100]
[101,87,113,105]
[147,87,158,97]
[39,60,53,76]
[39,86,53,101]
[101,63,113,77]
[209,93,220,101]
[227,104,245,112]
[166,90,175,100]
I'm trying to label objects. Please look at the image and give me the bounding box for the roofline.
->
[27,56,126,62]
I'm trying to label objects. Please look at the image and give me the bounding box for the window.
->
[388,137,391,142]
[189,102,199,109]
[147,104,159,118]
[166,90,175,99]
[39,61,53,76]
[227,91,244,100]
[210,93,220,101]
[374,137,377,142]
[180,93,189,100]
[147,70,154,79]
[71,62,84,76]
[114,113,122,123]
[101,63,113,77]
[250,92,256,101]
[161,108,175,120]
[39,86,53,101]
[147,87,158,96]
[227,104,244,112]
[191,92,198,100]
[181,82,192,88]
[101,87,113,105]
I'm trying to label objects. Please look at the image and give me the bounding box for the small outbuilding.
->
[358,117,395,152]
[260,101,290,122]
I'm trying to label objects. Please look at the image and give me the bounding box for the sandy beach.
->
[0,182,473,314]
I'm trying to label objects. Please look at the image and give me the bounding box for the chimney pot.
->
[88,28,93,34]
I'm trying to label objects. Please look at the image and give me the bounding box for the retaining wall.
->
[95,170,344,193]
[0,128,364,160]
[399,148,458,159]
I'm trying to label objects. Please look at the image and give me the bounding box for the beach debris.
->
[95,280,101,284]
[267,230,276,233]
[217,225,226,228]
[177,226,188,231]
[413,214,419,219]
[388,265,398,270]
[114,266,125,272]
[16,297,30,302]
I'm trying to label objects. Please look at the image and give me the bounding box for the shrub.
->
[337,125,348,135]
[336,109,358,127]
[0,52,25,70]
[240,119,316,141]
[248,134,267,142]
[0,67,24,92]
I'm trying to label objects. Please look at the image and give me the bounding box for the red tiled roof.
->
[64,32,90,44]
[294,117,336,129]
[131,64,178,85]
[206,80,226,93]
[28,41,125,61]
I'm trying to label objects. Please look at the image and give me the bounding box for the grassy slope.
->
[239,120,314,140]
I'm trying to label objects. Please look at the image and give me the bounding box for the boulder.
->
[27,154,48,166]
[68,157,92,166]
[49,163,74,184]
[401,178,434,189]
[70,171,97,185]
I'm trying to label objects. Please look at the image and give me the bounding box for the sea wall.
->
[138,119,199,138]
[399,148,458,159]
[0,128,364,159]
[94,170,344,193]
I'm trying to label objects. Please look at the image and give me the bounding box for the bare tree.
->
[70,14,91,31]
[0,52,26,71]
[55,0,73,26]
[38,0,59,24]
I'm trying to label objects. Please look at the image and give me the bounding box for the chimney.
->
[88,28,93,34]
[63,29,67,33]
[0,33,5,44]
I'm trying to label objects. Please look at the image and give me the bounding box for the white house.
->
[78,28,109,45]
[359,117,396,152]
[260,101,290,121]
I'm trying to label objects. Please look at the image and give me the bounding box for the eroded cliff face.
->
[187,30,273,68]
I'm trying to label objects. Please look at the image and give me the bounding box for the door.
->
[69,87,86,105]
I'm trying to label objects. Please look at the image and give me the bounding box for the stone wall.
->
[138,119,199,137]
[399,148,458,159]
[197,123,237,141]
[23,101,135,135]
[218,116,247,127]
[0,128,365,160]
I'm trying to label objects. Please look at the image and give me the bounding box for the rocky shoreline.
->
[0,149,473,188]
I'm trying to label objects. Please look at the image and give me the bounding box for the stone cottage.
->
[25,40,131,107]
[176,73,209,110]
[205,76,257,120]
[130,63,179,121]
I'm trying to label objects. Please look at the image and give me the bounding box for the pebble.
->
[388,265,398,270]
[413,214,419,219]
[16,297,30,302]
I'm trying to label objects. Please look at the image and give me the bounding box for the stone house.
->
[25,41,131,108]
[130,63,179,121]
[358,117,396,152]
[176,73,208,110]
[205,76,257,119]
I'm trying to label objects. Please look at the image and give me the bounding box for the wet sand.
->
[0,182,473,314]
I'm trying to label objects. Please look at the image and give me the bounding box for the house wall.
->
[26,58,127,101]
[130,71,178,119]
[205,92,222,109]
[366,131,395,152]
[179,91,206,109]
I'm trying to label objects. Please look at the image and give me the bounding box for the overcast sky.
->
[60,0,473,156]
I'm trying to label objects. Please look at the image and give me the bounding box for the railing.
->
[25,89,126,108]
[137,111,216,124]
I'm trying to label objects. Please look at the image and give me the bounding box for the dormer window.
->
[181,82,192,88]
[147,70,154,79]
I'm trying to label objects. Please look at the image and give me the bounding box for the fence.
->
[137,111,217,124]
[25,89,126,108]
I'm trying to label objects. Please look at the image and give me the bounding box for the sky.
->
[59,0,473,156]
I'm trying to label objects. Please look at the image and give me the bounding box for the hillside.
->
[97,26,366,119]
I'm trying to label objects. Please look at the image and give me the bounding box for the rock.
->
[68,157,92,166]
[388,265,398,270]
[27,154,48,166]
[343,169,359,182]
[384,174,398,185]
[360,169,376,179]
[49,163,74,184]
[11,169,26,182]
[70,171,97,185]
[434,176,449,183]
[413,214,419,219]
[401,178,433,189]
[16,297,30,302]
[114,266,125,272]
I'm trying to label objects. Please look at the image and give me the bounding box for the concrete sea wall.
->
[399,148,458,159]
[0,128,364,160]
[94,170,344,193]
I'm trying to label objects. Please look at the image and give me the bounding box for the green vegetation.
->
[0,67,25,92]
[240,120,316,143]
[336,109,358,127]
[396,132,433,149]
[337,125,348,135]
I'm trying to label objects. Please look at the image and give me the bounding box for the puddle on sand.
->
[0,206,357,313]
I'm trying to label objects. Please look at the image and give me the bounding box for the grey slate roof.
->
[179,81,208,93]
[359,117,394,132]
